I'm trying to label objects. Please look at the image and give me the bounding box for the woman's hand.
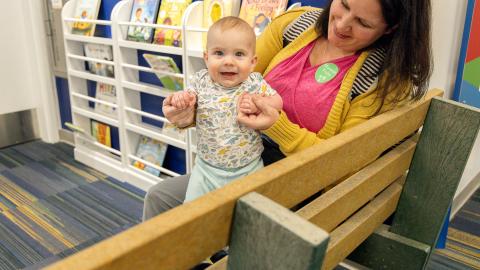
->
[237,93,280,130]
[163,92,196,128]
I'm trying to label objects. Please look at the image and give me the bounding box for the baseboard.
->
[59,129,74,146]
[452,171,480,218]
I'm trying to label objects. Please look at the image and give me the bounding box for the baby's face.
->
[204,29,257,88]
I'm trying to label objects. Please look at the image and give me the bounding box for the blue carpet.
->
[427,188,480,269]
[0,141,145,269]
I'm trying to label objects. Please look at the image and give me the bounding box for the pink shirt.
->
[265,41,359,133]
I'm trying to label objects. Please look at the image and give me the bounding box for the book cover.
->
[91,119,112,147]
[84,43,114,77]
[153,0,192,47]
[202,0,241,48]
[95,83,117,116]
[133,136,168,176]
[239,0,288,36]
[71,0,101,36]
[143,53,184,91]
[126,0,161,43]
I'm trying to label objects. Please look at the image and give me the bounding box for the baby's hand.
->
[171,91,196,110]
[239,93,259,115]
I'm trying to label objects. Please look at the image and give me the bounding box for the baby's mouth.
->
[220,72,237,76]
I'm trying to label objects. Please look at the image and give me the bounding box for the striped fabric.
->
[0,141,145,269]
[282,9,322,47]
[281,8,386,100]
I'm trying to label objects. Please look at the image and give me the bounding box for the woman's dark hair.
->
[315,0,432,106]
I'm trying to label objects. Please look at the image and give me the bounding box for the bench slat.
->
[322,180,403,270]
[46,90,442,270]
[296,135,417,232]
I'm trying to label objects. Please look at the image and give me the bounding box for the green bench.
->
[46,89,480,270]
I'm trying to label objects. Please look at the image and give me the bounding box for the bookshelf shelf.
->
[125,122,187,150]
[121,80,173,97]
[68,70,116,85]
[76,135,122,156]
[62,0,300,190]
[64,34,114,45]
[72,106,119,126]
[117,40,184,55]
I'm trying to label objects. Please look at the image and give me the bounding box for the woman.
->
[143,0,432,220]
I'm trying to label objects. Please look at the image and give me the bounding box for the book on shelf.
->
[126,0,161,43]
[133,135,168,177]
[90,119,112,147]
[84,43,114,77]
[143,53,183,91]
[153,0,192,47]
[202,0,241,48]
[95,83,116,116]
[71,0,102,36]
[162,122,186,142]
[239,0,288,36]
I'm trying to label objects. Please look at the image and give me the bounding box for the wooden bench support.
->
[349,98,480,269]
[349,224,431,269]
[228,192,329,270]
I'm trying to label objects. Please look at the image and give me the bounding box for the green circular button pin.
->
[315,63,339,83]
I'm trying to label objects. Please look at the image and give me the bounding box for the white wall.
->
[0,1,59,143]
[430,0,480,215]
[0,1,37,114]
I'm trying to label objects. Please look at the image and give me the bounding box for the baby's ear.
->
[203,51,208,62]
[251,55,258,69]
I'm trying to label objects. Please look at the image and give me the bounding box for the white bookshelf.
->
[61,0,200,190]
[62,0,301,191]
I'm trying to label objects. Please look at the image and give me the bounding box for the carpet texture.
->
[0,141,145,269]
[0,140,478,269]
[427,188,480,269]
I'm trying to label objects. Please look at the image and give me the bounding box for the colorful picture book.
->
[143,53,183,91]
[126,0,161,43]
[91,120,112,147]
[153,0,192,47]
[71,0,102,36]
[202,0,241,47]
[239,0,288,36]
[95,83,117,116]
[84,43,114,77]
[133,135,168,176]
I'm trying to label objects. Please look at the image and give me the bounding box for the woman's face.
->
[328,0,389,53]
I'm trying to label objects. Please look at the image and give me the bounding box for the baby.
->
[163,16,282,202]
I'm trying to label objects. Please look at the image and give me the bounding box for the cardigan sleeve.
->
[262,87,406,156]
[262,111,325,155]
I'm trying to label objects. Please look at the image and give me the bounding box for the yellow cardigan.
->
[256,7,397,156]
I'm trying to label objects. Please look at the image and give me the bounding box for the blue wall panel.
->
[55,77,72,130]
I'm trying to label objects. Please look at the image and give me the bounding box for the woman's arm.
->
[262,111,324,155]
[243,90,397,156]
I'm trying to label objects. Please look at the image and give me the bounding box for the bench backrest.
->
[45,89,480,270]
